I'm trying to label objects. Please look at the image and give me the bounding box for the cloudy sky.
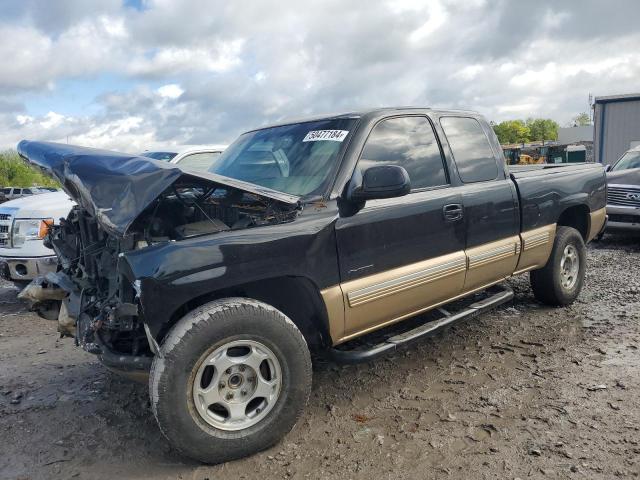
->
[1,0,639,151]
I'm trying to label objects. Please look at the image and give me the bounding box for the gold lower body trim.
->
[322,224,557,345]
[464,236,520,292]
[339,251,467,340]
[516,224,556,272]
[335,277,509,345]
[588,207,606,242]
[320,285,345,345]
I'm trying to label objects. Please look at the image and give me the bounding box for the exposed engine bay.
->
[44,180,300,360]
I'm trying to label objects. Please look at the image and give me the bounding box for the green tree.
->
[0,150,60,188]
[492,120,531,144]
[570,112,591,126]
[493,118,560,144]
[525,118,559,142]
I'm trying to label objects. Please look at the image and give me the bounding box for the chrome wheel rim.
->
[560,245,579,290]
[192,339,282,431]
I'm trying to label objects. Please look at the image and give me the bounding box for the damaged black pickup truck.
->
[18,107,607,464]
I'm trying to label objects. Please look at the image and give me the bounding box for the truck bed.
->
[509,162,606,233]
[508,162,598,175]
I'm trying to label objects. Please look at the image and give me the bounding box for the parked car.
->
[0,191,76,284]
[604,145,640,232]
[17,108,606,464]
[1,187,41,202]
[140,145,227,172]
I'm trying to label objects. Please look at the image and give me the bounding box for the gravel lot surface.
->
[1,234,638,480]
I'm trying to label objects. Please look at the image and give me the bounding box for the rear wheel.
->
[530,226,586,306]
[150,298,312,464]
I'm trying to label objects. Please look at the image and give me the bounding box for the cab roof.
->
[243,107,480,133]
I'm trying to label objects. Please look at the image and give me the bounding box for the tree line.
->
[492,112,591,145]
[0,150,59,188]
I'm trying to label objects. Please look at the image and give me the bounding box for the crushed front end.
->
[17,141,300,374]
[48,205,150,370]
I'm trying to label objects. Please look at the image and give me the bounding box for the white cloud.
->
[2,0,640,149]
[408,2,447,43]
[455,65,485,81]
[39,111,66,129]
[497,102,540,114]
[127,40,244,76]
[156,84,184,99]
[16,115,33,126]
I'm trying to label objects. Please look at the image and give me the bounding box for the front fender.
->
[121,209,340,339]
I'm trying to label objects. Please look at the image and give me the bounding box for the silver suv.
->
[605,146,640,232]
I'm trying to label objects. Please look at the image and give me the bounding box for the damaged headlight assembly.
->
[11,218,53,247]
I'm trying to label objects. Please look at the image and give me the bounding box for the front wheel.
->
[530,226,586,306]
[150,298,312,464]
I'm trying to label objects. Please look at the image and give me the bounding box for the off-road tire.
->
[149,298,312,464]
[530,226,586,306]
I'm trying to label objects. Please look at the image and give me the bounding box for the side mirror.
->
[348,165,411,202]
[604,164,612,172]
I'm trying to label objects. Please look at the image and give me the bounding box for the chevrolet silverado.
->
[17,107,606,463]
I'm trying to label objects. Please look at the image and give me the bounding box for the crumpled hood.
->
[607,167,640,187]
[17,140,300,238]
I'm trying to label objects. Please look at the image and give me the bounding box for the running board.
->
[327,284,514,364]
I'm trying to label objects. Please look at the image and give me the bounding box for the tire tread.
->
[530,226,586,306]
[149,297,312,464]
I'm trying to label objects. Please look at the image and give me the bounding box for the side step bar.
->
[327,284,514,364]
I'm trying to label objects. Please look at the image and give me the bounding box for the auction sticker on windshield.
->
[303,130,349,142]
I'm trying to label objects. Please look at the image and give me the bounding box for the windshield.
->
[612,149,640,171]
[140,151,178,161]
[208,118,357,196]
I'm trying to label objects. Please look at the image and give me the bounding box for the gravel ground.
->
[0,234,639,480]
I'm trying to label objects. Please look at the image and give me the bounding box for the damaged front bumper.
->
[0,255,58,281]
[20,272,156,375]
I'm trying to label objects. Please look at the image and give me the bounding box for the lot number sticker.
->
[303,130,349,142]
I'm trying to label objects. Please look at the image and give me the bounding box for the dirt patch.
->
[1,234,639,479]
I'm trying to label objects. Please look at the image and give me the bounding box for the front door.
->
[335,115,466,342]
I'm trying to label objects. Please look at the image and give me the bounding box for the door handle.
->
[443,203,463,222]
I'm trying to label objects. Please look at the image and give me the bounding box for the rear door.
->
[438,116,520,292]
[335,115,466,341]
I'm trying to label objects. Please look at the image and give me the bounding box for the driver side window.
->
[359,116,448,190]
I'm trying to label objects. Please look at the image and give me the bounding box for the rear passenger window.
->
[359,116,447,190]
[440,117,499,183]
[14,188,22,194]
